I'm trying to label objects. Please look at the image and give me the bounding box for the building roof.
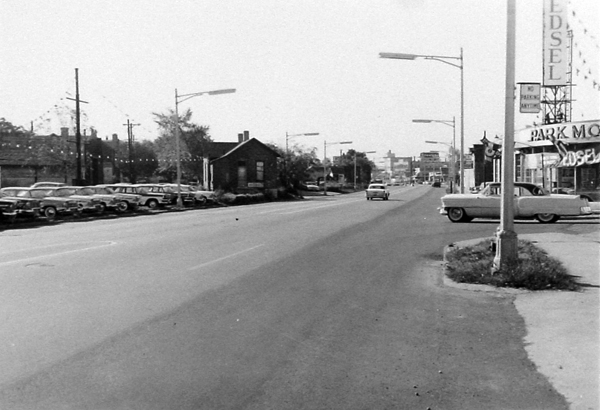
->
[210,138,280,163]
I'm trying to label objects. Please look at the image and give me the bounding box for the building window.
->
[256,161,264,181]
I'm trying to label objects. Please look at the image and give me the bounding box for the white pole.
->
[493,0,518,271]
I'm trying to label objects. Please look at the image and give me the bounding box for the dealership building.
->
[512,119,600,201]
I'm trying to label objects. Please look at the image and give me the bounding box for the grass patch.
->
[445,239,580,291]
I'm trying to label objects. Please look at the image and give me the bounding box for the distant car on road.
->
[439,182,592,223]
[366,184,390,200]
[432,181,441,188]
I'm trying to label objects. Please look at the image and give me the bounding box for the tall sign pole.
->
[493,0,518,271]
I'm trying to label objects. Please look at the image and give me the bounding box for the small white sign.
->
[519,83,541,113]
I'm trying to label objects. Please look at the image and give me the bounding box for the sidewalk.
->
[445,231,600,410]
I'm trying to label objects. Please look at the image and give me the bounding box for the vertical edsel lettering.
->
[543,0,568,86]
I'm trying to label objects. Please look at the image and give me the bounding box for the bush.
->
[445,239,580,291]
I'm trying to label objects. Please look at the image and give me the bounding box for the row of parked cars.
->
[0,182,216,224]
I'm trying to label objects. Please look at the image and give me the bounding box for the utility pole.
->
[123,120,141,183]
[66,68,88,185]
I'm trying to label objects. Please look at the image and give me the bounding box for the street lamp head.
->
[379,52,417,60]
[425,140,439,144]
[412,119,433,123]
[208,88,236,95]
[339,141,353,144]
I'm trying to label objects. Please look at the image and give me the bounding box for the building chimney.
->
[61,127,69,138]
[243,130,249,141]
[238,133,244,143]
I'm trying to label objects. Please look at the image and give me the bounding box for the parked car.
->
[0,197,18,223]
[0,187,43,219]
[94,185,142,211]
[17,188,81,219]
[160,184,196,206]
[73,186,130,213]
[188,186,217,205]
[30,181,66,188]
[366,183,390,200]
[107,183,172,209]
[45,187,104,214]
[552,186,600,202]
[439,182,592,223]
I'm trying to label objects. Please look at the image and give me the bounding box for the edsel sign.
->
[517,119,600,167]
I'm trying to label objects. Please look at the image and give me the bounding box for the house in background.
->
[0,127,121,187]
[204,131,281,195]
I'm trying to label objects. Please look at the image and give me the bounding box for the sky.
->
[1,0,598,164]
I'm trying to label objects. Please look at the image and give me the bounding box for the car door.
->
[475,185,501,217]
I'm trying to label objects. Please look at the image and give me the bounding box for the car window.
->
[78,188,95,195]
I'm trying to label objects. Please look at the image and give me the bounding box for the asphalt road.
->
[1,185,593,409]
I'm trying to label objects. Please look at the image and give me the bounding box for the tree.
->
[152,108,211,183]
[132,140,159,182]
[338,149,374,187]
[267,142,320,189]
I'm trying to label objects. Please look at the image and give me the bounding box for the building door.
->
[238,161,247,188]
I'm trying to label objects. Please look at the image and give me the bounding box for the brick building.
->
[205,131,281,194]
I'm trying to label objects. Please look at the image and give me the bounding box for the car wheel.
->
[97,203,107,214]
[195,196,207,206]
[535,213,559,223]
[115,201,129,213]
[44,206,57,220]
[447,207,469,223]
[146,199,159,210]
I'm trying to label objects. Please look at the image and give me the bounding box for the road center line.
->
[0,241,117,267]
[277,198,365,214]
[187,244,265,271]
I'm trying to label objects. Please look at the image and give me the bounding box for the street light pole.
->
[285,132,319,188]
[493,0,518,272]
[414,117,456,192]
[174,87,236,208]
[380,50,465,192]
[323,140,352,195]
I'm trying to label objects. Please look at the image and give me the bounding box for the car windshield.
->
[76,188,96,195]
[369,185,384,190]
[52,188,77,197]
[29,189,51,198]
[1,189,19,197]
